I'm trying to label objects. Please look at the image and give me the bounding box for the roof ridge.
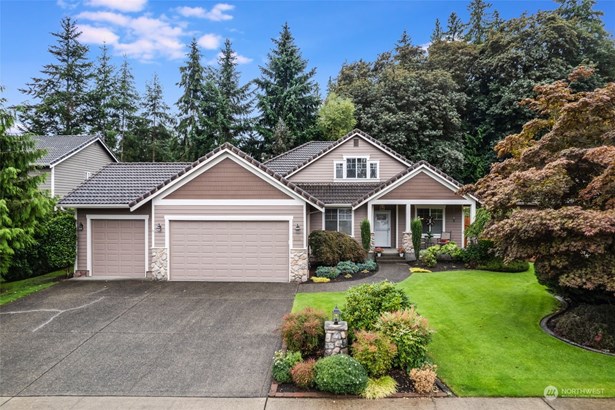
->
[263,140,331,164]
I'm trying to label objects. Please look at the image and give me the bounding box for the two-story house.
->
[59,130,479,282]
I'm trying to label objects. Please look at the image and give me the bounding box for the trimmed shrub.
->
[352,331,397,377]
[356,259,377,272]
[272,350,302,383]
[419,250,437,268]
[315,266,339,279]
[361,218,371,251]
[311,276,330,283]
[336,261,359,274]
[552,304,615,352]
[309,230,367,266]
[361,376,398,399]
[376,307,433,370]
[420,243,462,267]
[461,240,494,268]
[409,364,437,395]
[291,359,316,389]
[344,281,411,333]
[410,267,432,273]
[314,354,368,395]
[411,218,422,260]
[281,307,327,356]
[478,258,529,273]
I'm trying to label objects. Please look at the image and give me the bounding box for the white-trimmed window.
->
[334,157,379,180]
[416,208,444,236]
[325,208,352,235]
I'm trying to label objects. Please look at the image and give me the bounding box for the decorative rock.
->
[150,248,168,280]
[324,321,349,356]
[402,232,414,261]
[290,249,308,282]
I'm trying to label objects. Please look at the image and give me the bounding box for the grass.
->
[0,269,69,306]
[293,266,615,397]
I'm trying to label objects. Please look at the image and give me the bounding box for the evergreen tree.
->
[270,118,292,157]
[394,31,425,70]
[18,17,92,135]
[466,0,492,43]
[254,23,320,156]
[176,38,208,161]
[431,18,444,43]
[0,90,53,276]
[217,38,252,145]
[90,44,119,150]
[139,74,175,162]
[445,12,466,41]
[115,57,140,161]
[490,10,503,30]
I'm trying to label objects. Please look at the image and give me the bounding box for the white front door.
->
[374,210,391,247]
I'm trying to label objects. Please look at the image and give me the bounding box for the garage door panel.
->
[92,219,145,278]
[170,220,289,282]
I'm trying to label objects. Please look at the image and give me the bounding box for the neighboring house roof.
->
[274,129,412,178]
[129,143,325,210]
[296,182,382,205]
[33,135,117,166]
[59,162,191,206]
[264,141,336,176]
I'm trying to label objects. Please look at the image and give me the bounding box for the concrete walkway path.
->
[299,262,410,293]
[1,396,613,409]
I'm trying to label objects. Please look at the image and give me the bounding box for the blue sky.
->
[1,0,614,113]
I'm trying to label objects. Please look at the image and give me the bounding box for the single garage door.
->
[169,220,289,282]
[91,219,146,277]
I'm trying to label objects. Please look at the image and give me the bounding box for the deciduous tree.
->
[317,92,356,140]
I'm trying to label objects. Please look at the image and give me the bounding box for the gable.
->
[164,158,292,200]
[289,135,408,183]
[380,171,462,200]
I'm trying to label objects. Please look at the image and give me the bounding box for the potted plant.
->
[397,246,405,257]
[375,247,384,257]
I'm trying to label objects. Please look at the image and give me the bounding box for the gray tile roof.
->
[264,141,335,176]
[296,183,382,205]
[33,135,115,166]
[59,162,191,206]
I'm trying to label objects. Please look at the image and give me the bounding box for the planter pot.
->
[376,252,382,257]
[399,253,405,258]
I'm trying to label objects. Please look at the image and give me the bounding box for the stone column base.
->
[403,232,415,261]
[290,249,308,282]
[150,247,168,280]
[324,321,348,356]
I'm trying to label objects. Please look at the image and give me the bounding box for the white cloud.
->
[207,51,252,65]
[76,11,131,26]
[175,3,234,21]
[57,0,80,10]
[77,24,119,44]
[197,34,222,50]
[85,0,147,12]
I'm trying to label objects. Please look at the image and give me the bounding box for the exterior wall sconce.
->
[332,306,342,324]
[155,223,162,233]
[452,216,456,223]
[77,222,84,232]
[294,223,301,233]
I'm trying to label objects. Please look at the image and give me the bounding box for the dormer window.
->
[334,157,379,180]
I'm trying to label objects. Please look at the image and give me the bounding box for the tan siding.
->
[289,137,407,183]
[445,205,463,246]
[166,158,291,200]
[54,142,115,199]
[76,204,151,272]
[309,207,323,233]
[380,172,463,200]
[353,204,367,242]
[154,204,304,249]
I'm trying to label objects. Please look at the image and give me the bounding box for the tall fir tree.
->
[431,18,444,43]
[445,12,466,41]
[394,31,425,70]
[270,118,292,157]
[176,38,208,161]
[216,38,252,145]
[254,23,320,157]
[90,44,119,150]
[18,17,92,135]
[115,57,140,161]
[466,0,492,43]
[136,74,175,162]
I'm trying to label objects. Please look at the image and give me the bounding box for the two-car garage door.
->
[169,220,290,282]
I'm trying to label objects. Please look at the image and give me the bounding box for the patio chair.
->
[437,232,451,245]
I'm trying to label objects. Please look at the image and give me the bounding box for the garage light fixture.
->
[294,223,301,233]
[155,223,162,233]
[76,222,84,232]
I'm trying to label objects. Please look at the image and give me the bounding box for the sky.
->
[1,0,614,113]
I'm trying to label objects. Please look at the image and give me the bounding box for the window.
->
[334,157,379,180]
[325,208,352,235]
[416,208,444,235]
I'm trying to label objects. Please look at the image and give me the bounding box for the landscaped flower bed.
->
[308,259,378,283]
[270,281,450,398]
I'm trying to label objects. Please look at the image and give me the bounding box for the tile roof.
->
[296,183,382,205]
[265,129,412,177]
[33,135,115,166]
[59,162,191,206]
[129,143,325,209]
[264,141,335,176]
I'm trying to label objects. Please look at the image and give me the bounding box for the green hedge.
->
[309,230,367,266]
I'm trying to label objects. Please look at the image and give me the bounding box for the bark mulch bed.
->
[269,368,452,398]
[407,260,466,273]
[306,264,380,283]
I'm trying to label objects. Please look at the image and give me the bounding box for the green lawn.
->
[0,269,69,306]
[294,266,615,397]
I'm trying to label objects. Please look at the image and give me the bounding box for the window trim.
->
[414,206,446,238]
[333,156,380,181]
[322,208,354,236]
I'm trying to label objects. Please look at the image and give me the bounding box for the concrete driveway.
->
[0,280,297,397]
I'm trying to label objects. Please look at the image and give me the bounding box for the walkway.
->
[299,262,410,293]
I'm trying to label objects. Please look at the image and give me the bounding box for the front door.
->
[374,210,391,247]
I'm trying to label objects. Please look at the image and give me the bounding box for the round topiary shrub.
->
[309,230,367,266]
[344,281,411,333]
[314,354,368,395]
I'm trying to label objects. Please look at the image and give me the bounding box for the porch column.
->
[367,201,374,251]
[405,203,411,232]
[470,202,477,224]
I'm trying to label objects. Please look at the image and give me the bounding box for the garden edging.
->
[540,295,615,357]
